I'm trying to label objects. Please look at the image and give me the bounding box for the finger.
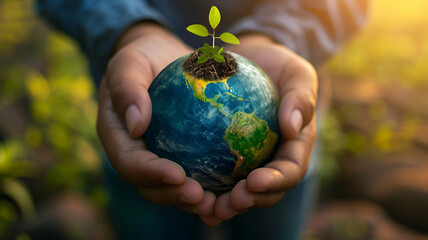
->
[246,119,316,193]
[229,40,318,139]
[214,186,253,220]
[97,79,186,186]
[215,180,284,219]
[177,191,217,216]
[106,48,153,138]
[277,56,318,139]
[229,180,285,209]
[229,180,255,209]
[200,215,223,226]
[139,177,204,206]
[195,191,217,216]
[214,192,236,220]
[106,31,192,138]
[213,188,250,221]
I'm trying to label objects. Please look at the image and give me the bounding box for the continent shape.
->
[184,71,278,177]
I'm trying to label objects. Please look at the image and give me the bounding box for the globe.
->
[144,52,281,192]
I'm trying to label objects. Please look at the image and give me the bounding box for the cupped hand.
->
[208,34,318,221]
[96,23,219,222]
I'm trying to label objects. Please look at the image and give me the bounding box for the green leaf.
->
[218,47,224,55]
[186,24,209,37]
[219,32,240,44]
[197,54,210,64]
[213,54,225,63]
[211,46,219,55]
[199,47,211,55]
[209,6,221,30]
[205,43,213,52]
[200,43,213,55]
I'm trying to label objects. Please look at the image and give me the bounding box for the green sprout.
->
[186,6,240,64]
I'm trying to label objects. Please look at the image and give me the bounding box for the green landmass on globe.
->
[225,111,278,178]
[184,71,279,179]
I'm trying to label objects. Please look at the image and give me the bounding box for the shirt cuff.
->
[227,16,334,67]
[83,0,172,72]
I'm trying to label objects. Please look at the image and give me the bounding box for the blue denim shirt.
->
[36,0,367,85]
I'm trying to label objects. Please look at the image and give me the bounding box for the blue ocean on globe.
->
[144,52,281,192]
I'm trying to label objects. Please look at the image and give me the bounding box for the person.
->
[36,1,368,239]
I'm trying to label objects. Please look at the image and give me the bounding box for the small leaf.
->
[203,43,212,53]
[209,6,221,30]
[186,24,209,37]
[199,46,211,55]
[199,48,211,54]
[197,54,210,64]
[219,32,240,44]
[211,46,219,55]
[213,54,225,63]
[218,47,224,55]
[200,43,214,55]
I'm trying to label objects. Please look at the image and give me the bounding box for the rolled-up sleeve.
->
[228,0,369,66]
[36,0,171,72]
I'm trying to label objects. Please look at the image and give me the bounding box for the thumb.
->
[278,88,316,139]
[277,59,318,140]
[106,49,153,138]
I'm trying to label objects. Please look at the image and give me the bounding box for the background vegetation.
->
[319,0,428,184]
[0,0,107,239]
[0,0,427,239]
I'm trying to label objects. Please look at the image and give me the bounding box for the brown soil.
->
[182,50,238,80]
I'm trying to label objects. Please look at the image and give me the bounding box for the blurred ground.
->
[0,0,427,239]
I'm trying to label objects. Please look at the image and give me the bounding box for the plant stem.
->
[212,29,216,48]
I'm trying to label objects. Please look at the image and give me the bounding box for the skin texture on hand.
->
[96,23,318,226]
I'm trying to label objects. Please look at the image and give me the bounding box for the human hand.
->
[96,23,217,219]
[206,34,318,222]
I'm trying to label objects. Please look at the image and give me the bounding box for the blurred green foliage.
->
[0,0,104,237]
[319,0,428,181]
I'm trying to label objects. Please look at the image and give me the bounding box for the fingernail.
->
[290,110,303,136]
[125,104,142,135]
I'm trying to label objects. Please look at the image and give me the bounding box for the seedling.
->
[186,6,240,64]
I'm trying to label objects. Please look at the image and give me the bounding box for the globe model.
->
[144,52,281,192]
